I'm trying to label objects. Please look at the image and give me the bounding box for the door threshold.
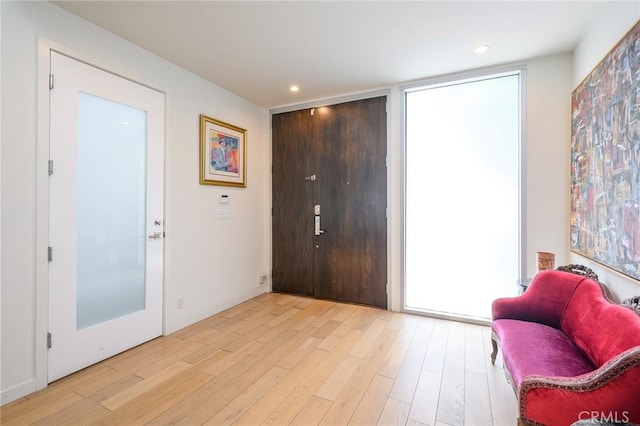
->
[272,291,387,310]
[402,307,491,326]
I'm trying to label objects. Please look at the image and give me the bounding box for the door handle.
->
[314,216,325,236]
[148,232,163,239]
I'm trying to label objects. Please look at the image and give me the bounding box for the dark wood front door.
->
[272,96,387,308]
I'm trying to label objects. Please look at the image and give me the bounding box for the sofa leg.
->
[491,336,498,365]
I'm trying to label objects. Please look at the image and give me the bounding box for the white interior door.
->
[48,51,164,382]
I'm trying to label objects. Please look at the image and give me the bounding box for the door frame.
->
[269,89,392,309]
[33,38,168,396]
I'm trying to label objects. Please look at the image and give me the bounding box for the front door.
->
[48,52,165,382]
[272,97,387,308]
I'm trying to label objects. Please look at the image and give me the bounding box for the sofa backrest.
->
[561,277,640,367]
[516,270,587,329]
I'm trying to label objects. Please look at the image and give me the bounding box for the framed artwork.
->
[570,20,640,280]
[200,114,247,187]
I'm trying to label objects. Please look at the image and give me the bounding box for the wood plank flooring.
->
[1,293,518,425]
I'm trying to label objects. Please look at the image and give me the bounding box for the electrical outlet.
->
[177,298,184,309]
[259,274,268,285]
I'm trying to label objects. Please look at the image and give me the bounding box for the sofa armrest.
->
[492,270,588,328]
[517,347,640,426]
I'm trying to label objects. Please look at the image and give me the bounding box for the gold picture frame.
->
[199,114,247,187]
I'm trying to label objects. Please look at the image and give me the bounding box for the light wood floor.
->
[1,293,518,425]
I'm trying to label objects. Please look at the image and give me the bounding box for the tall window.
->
[404,71,522,320]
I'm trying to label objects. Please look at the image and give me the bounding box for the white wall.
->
[524,54,574,274]
[570,9,640,302]
[1,1,270,404]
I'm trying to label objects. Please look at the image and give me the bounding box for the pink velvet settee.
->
[491,267,640,426]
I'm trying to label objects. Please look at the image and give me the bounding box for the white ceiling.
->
[53,1,621,108]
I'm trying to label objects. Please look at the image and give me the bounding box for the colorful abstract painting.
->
[570,20,640,280]
[199,115,246,187]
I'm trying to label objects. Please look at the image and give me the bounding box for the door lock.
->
[148,232,163,239]
[314,216,325,236]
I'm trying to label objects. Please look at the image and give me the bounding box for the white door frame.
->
[33,38,168,396]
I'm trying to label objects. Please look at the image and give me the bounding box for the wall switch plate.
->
[217,207,231,220]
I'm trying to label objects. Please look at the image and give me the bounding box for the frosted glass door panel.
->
[76,93,147,330]
[405,74,520,319]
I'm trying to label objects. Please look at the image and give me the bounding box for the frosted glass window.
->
[405,73,521,319]
[76,93,147,330]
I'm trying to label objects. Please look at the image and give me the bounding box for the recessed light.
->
[290,85,299,92]
[474,45,490,54]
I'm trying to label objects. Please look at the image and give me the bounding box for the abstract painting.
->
[570,20,640,280]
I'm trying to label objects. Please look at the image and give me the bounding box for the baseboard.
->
[1,378,42,406]
[165,286,269,335]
